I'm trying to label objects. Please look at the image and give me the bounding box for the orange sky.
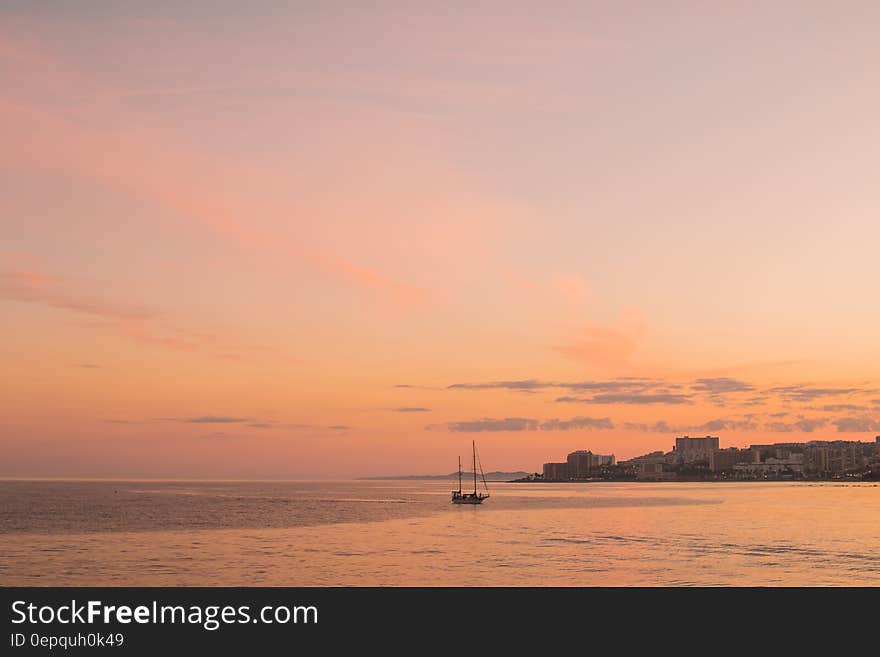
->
[2,3,879,477]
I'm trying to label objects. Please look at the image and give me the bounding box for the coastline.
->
[508,476,880,483]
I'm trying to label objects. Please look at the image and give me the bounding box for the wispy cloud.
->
[768,385,865,403]
[558,393,693,405]
[622,420,678,433]
[1,270,152,321]
[447,379,549,391]
[566,379,664,391]
[442,374,880,426]
[0,35,427,311]
[811,404,869,413]
[622,412,874,434]
[832,417,880,432]
[623,418,758,433]
[537,417,614,431]
[444,376,880,407]
[764,418,828,432]
[392,407,431,412]
[550,320,645,366]
[435,416,614,432]
[691,377,755,394]
[695,418,760,432]
[110,417,320,431]
[447,378,666,394]
[1,269,210,352]
[443,418,538,432]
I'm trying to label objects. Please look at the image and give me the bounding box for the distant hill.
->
[359,471,531,481]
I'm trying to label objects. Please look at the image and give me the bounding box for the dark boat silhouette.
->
[452,440,490,504]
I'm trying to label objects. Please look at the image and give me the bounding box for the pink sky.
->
[2,3,879,477]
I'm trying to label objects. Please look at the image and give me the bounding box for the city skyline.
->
[537,434,880,482]
[3,3,880,477]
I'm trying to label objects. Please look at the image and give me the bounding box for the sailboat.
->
[452,440,490,504]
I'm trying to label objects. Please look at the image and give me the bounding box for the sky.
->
[2,2,879,478]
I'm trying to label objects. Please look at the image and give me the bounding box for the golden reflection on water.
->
[3,481,879,585]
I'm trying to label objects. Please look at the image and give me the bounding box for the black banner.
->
[2,587,876,653]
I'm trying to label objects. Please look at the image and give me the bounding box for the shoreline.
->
[508,477,879,484]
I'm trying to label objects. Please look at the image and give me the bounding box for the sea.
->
[2,479,879,586]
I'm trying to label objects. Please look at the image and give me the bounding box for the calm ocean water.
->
[2,480,879,586]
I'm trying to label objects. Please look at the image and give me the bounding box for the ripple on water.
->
[3,480,880,585]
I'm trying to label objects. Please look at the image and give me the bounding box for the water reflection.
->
[2,480,879,585]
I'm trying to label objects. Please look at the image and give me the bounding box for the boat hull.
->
[451,494,488,504]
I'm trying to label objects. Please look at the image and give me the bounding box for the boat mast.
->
[472,440,477,495]
[458,455,462,494]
